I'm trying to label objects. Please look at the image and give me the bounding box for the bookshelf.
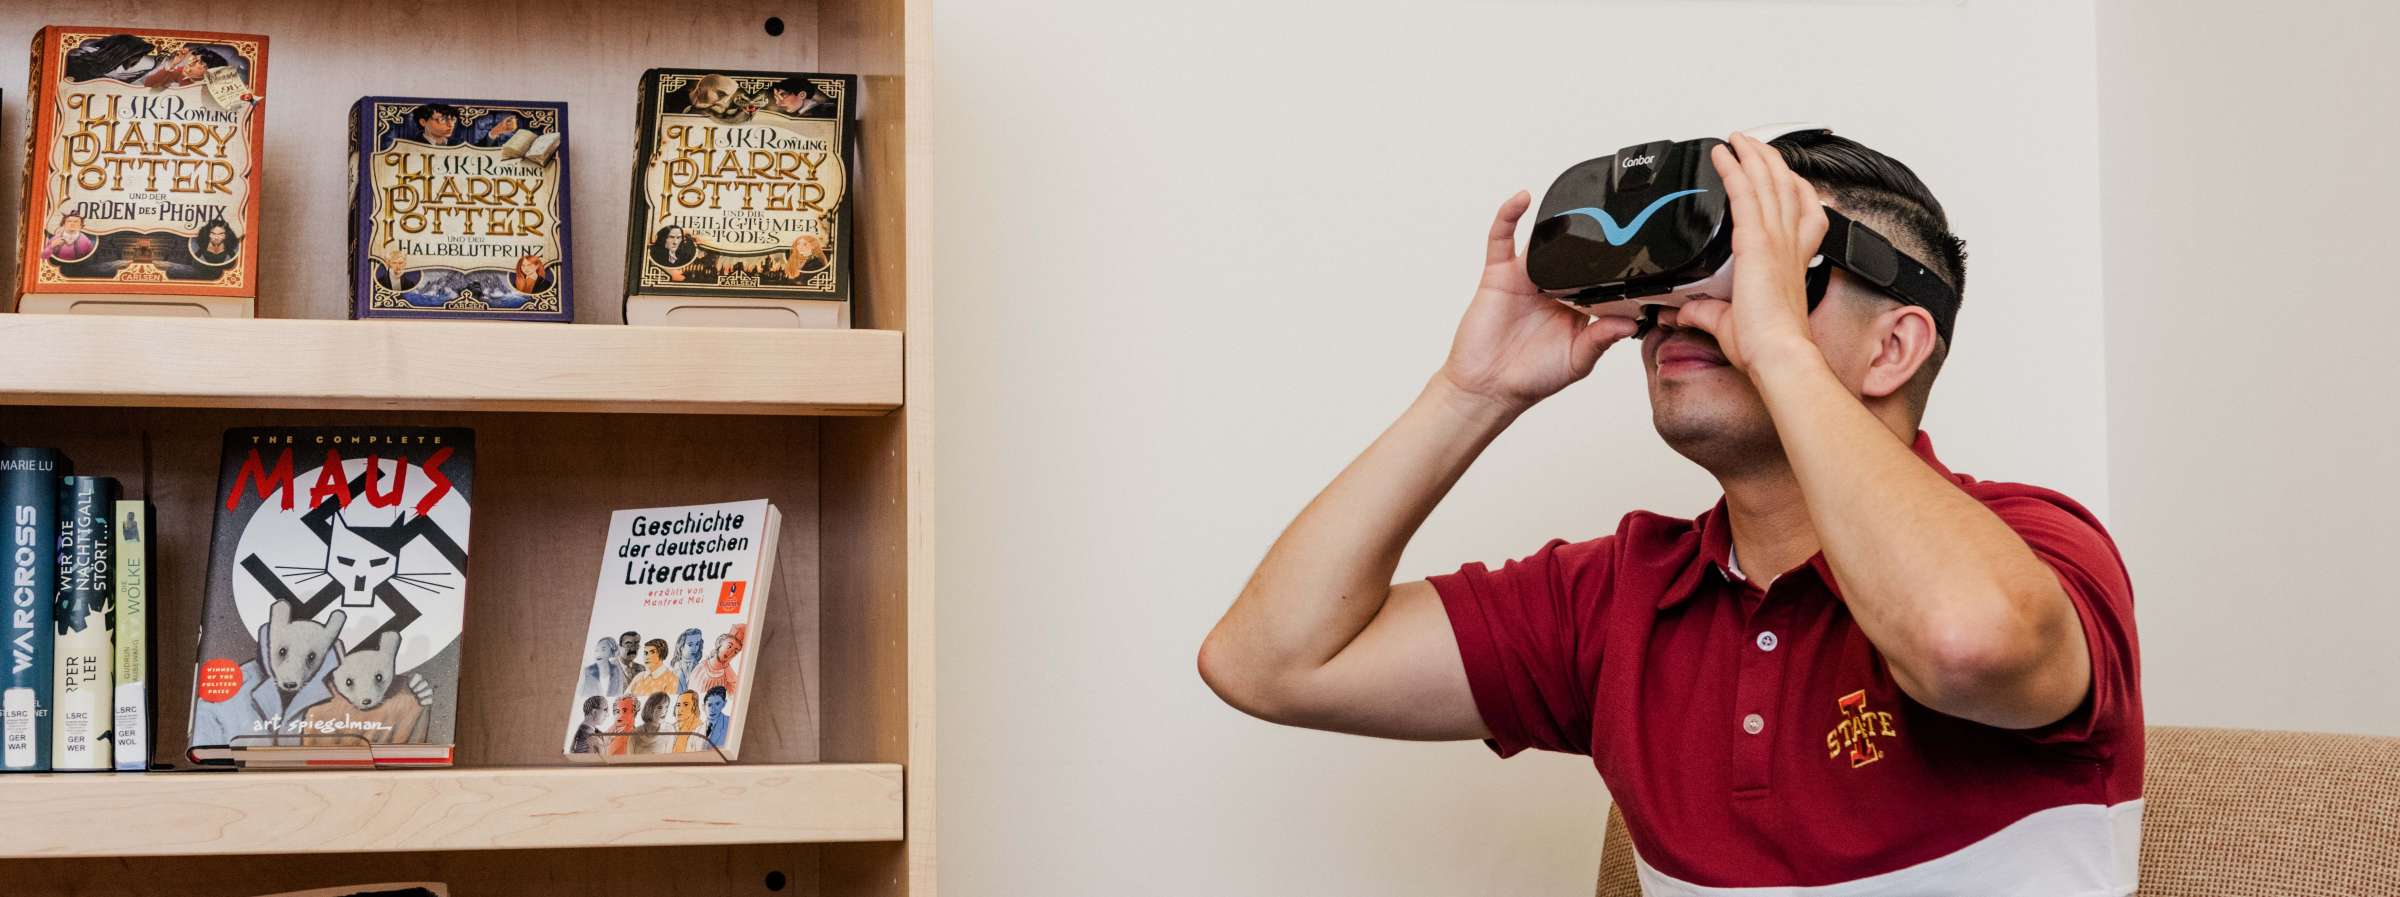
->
[0,0,934,895]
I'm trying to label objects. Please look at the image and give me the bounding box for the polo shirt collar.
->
[1656,430,1951,610]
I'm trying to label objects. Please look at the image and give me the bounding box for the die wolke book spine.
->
[0,448,67,771]
[112,499,152,771]
[14,26,269,310]
[350,96,573,322]
[624,69,855,324]
[52,475,117,770]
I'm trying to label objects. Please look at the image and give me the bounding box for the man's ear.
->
[1860,305,1939,401]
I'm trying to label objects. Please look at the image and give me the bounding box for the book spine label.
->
[1,449,64,770]
[52,476,115,770]
[111,500,148,770]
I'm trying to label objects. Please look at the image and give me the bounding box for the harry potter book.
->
[14,27,268,317]
[52,475,117,771]
[186,428,473,768]
[0,448,68,771]
[112,499,153,771]
[625,69,855,328]
[563,500,779,763]
[350,97,573,321]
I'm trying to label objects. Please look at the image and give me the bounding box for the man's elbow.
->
[1907,584,2081,725]
[1196,630,1303,725]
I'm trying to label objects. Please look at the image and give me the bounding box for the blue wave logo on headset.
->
[1550,189,1708,246]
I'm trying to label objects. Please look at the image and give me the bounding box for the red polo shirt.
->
[1432,433,2141,896]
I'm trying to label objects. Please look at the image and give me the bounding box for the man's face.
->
[619,633,639,658]
[423,112,455,141]
[1641,275,1892,474]
[706,692,726,714]
[676,693,698,719]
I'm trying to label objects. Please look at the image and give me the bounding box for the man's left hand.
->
[1671,132,1830,374]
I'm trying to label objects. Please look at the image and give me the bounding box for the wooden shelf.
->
[0,315,902,415]
[0,763,903,859]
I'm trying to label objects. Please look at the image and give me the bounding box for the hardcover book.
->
[350,97,572,321]
[563,499,780,762]
[186,428,473,767]
[52,475,117,771]
[112,499,153,771]
[0,447,68,771]
[14,27,268,316]
[625,69,855,327]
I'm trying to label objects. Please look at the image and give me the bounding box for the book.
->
[112,499,152,771]
[51,475,117,770]
[350,97,573,321]
[0,447,68,771]
[14,27,269,316]
[186,428,474,768]
[563,499,780,762]
[624,69,856,328]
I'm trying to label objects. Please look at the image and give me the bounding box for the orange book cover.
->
[15,26,267,305]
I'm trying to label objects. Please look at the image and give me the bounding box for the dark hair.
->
[645,638,669,658]
[583,695,605,714]
[706,685,728,702]
[1770,131,1967,320]
[1772,131,1967,415]
[771,76,820,98]
[412,103,462,124]
[642,692,669,716]
[190,47,231,69]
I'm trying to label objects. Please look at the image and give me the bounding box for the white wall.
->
[2096,1,2400,735]
[934,2,2108,894]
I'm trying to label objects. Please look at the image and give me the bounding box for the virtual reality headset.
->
[1524,124,1957,339]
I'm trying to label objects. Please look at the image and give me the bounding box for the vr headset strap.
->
[1809,209,1958,343]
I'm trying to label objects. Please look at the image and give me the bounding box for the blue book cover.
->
[349,97,572,322]
[0,447,68,771]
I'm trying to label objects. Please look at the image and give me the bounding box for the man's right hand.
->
[1438,191,1642,415]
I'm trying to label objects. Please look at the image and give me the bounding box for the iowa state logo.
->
[1825,689,1897,768]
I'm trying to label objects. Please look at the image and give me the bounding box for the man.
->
[627,638,679,700]
[1199,131,2141,894]
[671,627,706,693]
[770,77,835,117]
[412,103,462,146]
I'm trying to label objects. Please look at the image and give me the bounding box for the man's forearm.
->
[1204,374,1516,699]
[1747,340,2086,727]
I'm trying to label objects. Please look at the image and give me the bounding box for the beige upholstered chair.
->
[1596,726,2400,896]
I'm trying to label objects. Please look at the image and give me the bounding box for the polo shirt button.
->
[1742,713,1765,735]
[1756,631,1778,652]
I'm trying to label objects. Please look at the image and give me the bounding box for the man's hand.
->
[1439,191,1640,414]
[1671,133,1829,373]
